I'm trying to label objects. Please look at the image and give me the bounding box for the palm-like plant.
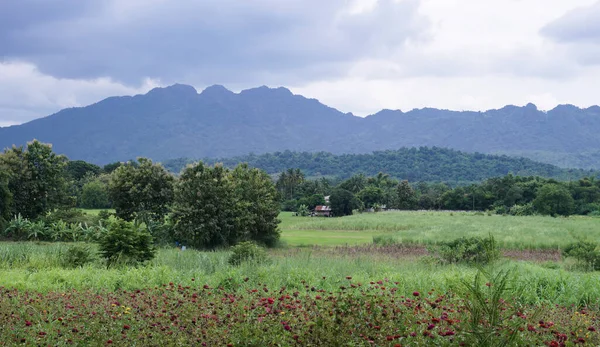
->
[4,214,33,240]
[28,220,49,241]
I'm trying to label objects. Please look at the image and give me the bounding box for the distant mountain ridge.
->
[1,84,600,168]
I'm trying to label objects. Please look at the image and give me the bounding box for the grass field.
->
[2,210,600,345]
[280,211,600,249]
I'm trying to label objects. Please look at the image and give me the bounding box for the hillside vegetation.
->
[163,147,598,183]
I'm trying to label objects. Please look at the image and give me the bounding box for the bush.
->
[430,235,500,265]
[97,210,112,221]
[563,241,600,271]
[509,203,535,216]
[98,219,156,267]
[296,204,310,217]
[228,241,270,266]
[62,245,95,268]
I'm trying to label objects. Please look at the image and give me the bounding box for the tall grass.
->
[1,242,599,306]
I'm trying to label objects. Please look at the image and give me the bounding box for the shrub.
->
[431,235,500,265]
[563,241,600,271]
[98,219,156,267]
[228,241,270,266]
[509,203,535,216]
[62,245,95,268]
[97,210,112,221]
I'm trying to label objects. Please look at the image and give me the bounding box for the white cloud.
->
[0,61,158,125]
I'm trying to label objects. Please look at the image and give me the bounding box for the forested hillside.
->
[162,147,597,183]
[2,84,600,168]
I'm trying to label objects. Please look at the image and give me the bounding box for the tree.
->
[533,183,575,216]
[339,174,367,194]
[231,164,281,247]
[357,186,384,209]
[330,188,361,217]
[108,158,174,222]
[80,179,110,209]
[65,160,101,181]
[0,171,12,231]
[0,140,68,219]
[171,163,238,249]
[396,180,417,210]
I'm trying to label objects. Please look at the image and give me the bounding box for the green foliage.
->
[563,241,600,271]
[462,269,525,347]
[43,209,100,226]
[173,163,281,249]
[533,183,575,216]
[172,163,238,249]
[329,188,361,217]
[396,180,417,210]
[3,214,33,241]
[275,168,305,200]
[231,164,281,247]
[227,241,270,266]
[61,245,95,268]
[508,203,535,216]
[296,204,310,217]
[98,219,155,266]
[431,235,500,265]
[80,179,110,209]
[164,147,597,183]
[357,186,384,209]
[0,140,69,219]
[108,158,174,222]
[97,209,112,221]
[65,160,101,181]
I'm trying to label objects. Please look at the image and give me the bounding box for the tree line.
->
[277,170,600,217]
[0,140,280,249]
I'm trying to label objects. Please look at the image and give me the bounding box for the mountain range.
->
[1,84,600,168]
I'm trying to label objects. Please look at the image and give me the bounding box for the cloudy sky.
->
[1,0,600,126]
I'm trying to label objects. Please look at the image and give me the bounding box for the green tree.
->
[0,171,12,231]
[396,180,417,210]
[330,188,361,217]
[357,186,384,209]
[172,163,238,249]
[339,174,367,194]
[0,140,68,219]
[231,164,281,247]
[65,160,101,181]
[98,219,155,266]
[108,158,174,222]
[80,179,110,209]
[533,183,575,216]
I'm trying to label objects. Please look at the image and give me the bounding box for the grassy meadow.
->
[2,210,600,345]
[280,211,600,249]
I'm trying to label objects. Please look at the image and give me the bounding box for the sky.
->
[1,0,600,126]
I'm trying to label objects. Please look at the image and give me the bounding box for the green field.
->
[280,211,600,249]
[2,211,600,345]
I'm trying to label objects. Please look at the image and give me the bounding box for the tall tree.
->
[172,163,238,249]
[231,164,281,246]
[0,140,68,219]
[108,158,174,221]
[533,183,575,217]
[396,180,417,210]
[330,188,361,217]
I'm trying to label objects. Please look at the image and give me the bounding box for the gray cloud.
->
[0,0,429,85]
[541,1,600,43]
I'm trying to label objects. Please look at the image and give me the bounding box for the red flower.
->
[588,326,596,332]
[284,325,291,331]
[25,321,32,327]
[346,276,352,280]
[267,298,274,304]
[413,292,420,297]
[123,325,131,330]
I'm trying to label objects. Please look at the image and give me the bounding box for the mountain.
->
[1,84,600,168]
[161,148,597,183]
